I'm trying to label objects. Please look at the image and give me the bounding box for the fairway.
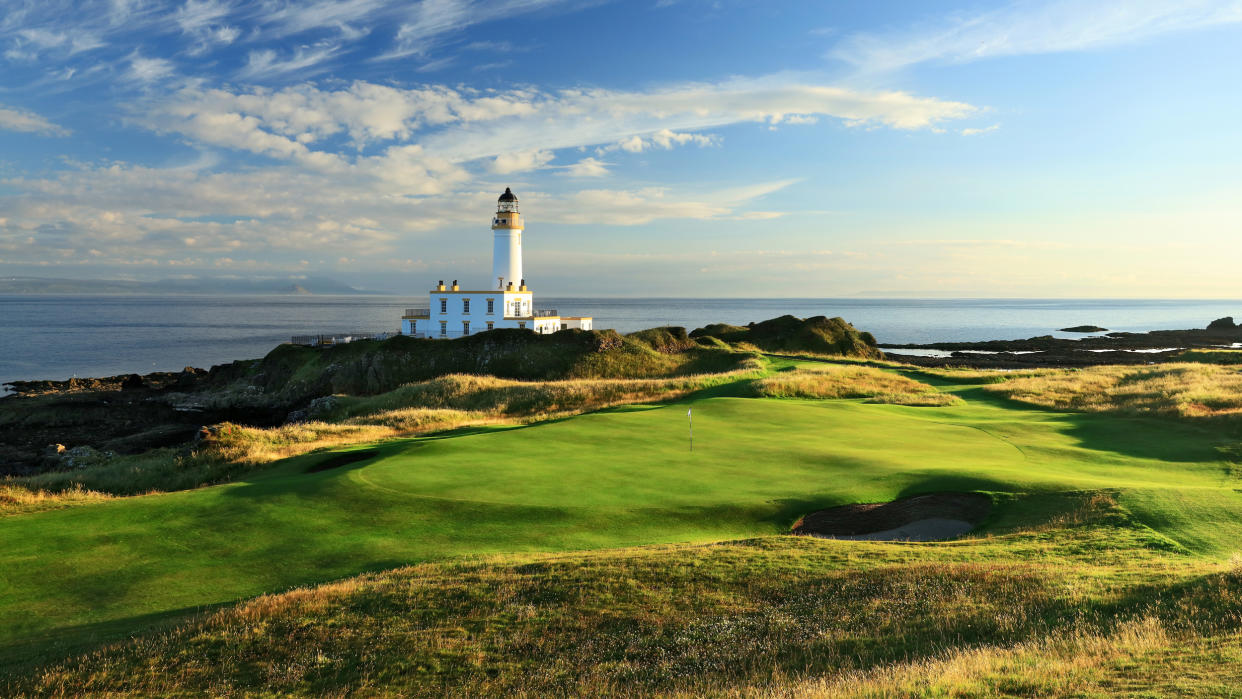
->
[3,385,1242,666]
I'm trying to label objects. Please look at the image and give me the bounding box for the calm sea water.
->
[2,295,1240,387]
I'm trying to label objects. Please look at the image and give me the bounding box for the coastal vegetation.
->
[6,315,1242,694]
[748,363,963,406]
[986,362,1242,418]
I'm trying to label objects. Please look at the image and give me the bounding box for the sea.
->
[2,295,1241,389]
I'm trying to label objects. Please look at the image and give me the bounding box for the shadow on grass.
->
[0,603,227,679]
[902,377,1237,467]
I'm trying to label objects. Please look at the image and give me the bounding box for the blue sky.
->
[1,0,1241,297]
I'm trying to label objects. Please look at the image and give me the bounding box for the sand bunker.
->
[792,492,991,542]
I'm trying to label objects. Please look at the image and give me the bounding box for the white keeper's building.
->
[401,188,593,338]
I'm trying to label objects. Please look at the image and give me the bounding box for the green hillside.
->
[5,357,1242,684]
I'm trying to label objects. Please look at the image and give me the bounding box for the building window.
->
[518,322,526,329]
[439,321,447,337]
[439,298,447,314]
[486,298,494,314]
[462,298,470,314]
[463,321,470,335]
[486,321,494,330]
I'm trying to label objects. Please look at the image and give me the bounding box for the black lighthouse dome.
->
[498,187,518,202]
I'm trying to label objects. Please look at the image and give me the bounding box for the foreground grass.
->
[9,493,1240,696]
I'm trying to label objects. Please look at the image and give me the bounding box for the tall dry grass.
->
[750,365,962,406]
[0,483,112,515]
[753,617,1175,698]
[986,362,1242,418]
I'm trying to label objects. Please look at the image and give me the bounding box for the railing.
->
[533,309,558,317]
[403,308,430,317]
[289,332,396,347]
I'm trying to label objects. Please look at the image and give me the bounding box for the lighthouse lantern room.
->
[401,188,593,338]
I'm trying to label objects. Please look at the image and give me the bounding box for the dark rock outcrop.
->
[691,315,882,359]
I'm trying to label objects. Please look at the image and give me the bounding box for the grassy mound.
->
[749,364,963,406]
[986,362,1242,418]
[691,315,882,358]
[241,328,751,402]
[10,492,1240,696]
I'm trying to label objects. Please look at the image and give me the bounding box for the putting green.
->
[3,390,1240,666]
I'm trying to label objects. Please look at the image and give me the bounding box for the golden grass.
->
[915,366,1059,384]
[0,484,112,516]
[751,365,959,405]
[986,362,1242,418]
[866,391,963,407]
[766,617,1176,698]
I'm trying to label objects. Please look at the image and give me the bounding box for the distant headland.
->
[0,276,377,295]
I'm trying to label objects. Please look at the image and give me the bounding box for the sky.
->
[1,0,1241,298]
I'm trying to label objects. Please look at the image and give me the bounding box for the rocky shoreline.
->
[881,318,1242,368]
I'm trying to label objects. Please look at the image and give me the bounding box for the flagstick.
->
[688,407,693,452]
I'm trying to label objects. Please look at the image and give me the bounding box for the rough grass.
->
[750,364,961,405]
[915,366,1058,384]
[0,483,112,516]
[987,362,1242,417]
[10,493,1240,697]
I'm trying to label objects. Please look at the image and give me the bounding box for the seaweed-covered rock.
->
[1208,317,1237,330]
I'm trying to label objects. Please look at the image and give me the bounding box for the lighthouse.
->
[400,188,593,338]
[492,187,523,291]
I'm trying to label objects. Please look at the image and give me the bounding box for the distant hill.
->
[0,276,374,295]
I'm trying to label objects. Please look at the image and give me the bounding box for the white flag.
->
[687,408,692,417]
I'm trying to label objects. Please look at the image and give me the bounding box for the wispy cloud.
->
[381,0,589,60]
[236,44,341,81]
[560,157,610,177]
[960,124,999,136]
[0,104,69,135]
[833,0,1242,73]
[127,52,175,83]
[143,75,976,175]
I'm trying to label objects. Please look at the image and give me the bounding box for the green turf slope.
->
[3,382,1242,667]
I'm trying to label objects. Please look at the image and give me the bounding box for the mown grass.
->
[750,364,963,406]
[8,492,1238,697]
[986,362,1242,418]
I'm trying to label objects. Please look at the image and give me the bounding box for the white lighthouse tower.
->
[400,188,593,338]
[492,187,523,291]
